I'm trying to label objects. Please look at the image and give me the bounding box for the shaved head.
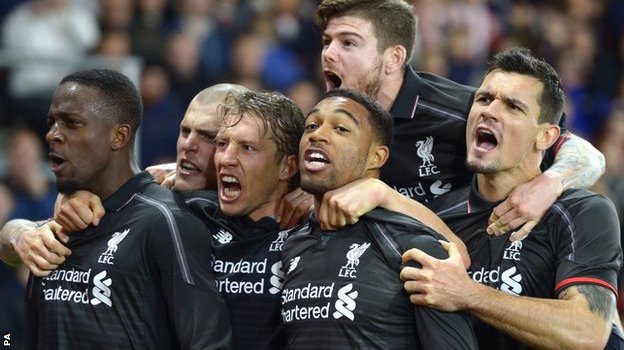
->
[191,83,250,107]
[175,83,251,191]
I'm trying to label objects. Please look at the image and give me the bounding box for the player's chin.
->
[219,203,244,218]
[174,177,204,191]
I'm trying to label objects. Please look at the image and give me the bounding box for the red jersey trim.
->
[552,132,571,156]
[555,277,617,296]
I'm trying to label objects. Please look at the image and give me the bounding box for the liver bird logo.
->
[415,136,435,167]
[345,242,371,270]
[103,229,130,256]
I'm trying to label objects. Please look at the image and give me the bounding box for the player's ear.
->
[111,123,132,151]
[367,145,389,171]
[279,154,299,182]
[535,123,560,151]
[383,45,407,75]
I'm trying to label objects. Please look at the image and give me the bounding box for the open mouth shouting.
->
[303,149,331,172]
[323,69,343,91]
[474,126,499,152]
[220,174,241,201]
[49,152,66,174]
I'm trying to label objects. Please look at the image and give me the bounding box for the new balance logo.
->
[333,283,358,321]
[90,270,112,307]
[213,229,233,244]
[287,256,300,274]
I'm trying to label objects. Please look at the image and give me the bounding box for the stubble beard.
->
[300,173,334,197]
[356,61,383,100]
[465,158,499,175]
[56,178,79,195]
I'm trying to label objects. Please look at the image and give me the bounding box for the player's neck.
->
[476,167,541,203]
[248,185,290,223]
[376,72,404,112]
[90,160,140,201]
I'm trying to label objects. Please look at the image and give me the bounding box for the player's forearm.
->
[0,219,38,266]
[466,285,611,349]
[377,183,470,266]
[377,183,451,236]
[545,133,605,191]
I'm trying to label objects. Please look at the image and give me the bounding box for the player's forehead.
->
[181,103,221,129]
[50,82,102,116]
[219,113,270,141]
[478,71,543,111]
[311,96,368,124]
[324,15,377,40]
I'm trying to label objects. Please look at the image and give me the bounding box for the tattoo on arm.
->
[547,134,605,190]
[560,285,616,321]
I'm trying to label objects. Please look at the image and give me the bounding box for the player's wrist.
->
[375,179,395,207]
[541,170,564,193]
[1,230,24,266]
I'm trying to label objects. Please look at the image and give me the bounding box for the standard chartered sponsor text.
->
[281,283,336,322]
[43,285,91,303]
[214,259,285,295]
[44,267,91,283]
[41,267,93,303]
[282,282,335,303]
[282,302,331,322]
[213,258,267,274]
[217,277,264,294]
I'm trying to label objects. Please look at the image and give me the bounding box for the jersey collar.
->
[468,176,503,214]
[228,215,280,239]
[389,65,422,119]
[103,171,153,212]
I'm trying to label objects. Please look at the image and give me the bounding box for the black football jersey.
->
[432,178,622,349]
[280,208,477,349]
[24,172,230,349]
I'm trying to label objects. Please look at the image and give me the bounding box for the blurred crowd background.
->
[0,0,622,347]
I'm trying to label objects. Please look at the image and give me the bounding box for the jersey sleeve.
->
[406,235,478,350]
[149,204,232,349]
[554,193,621,296]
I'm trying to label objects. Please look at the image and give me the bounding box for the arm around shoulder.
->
[545,133,605,190]
[374,182,470,266]
[0,219,38,266]
[487,133,606,240]
[0,218,71,276]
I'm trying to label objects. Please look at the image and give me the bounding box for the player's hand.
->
[318,178,384,231]
[146,163,176,187]
[400,241,470,312]
[160,171,177,189]
[275,188,314,229]
[12,221,72,277]
[54,191,105,233]
[488,173,562,241]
